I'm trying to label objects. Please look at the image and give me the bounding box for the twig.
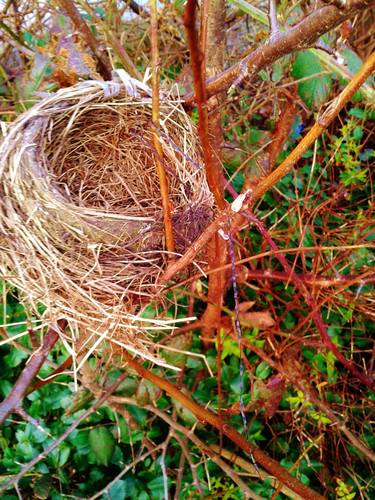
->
[122,351,325,500]
[171,432,203,497]
[244,211,375,390]
[184,1,373,104]
[88,444,164,499]
[82,0,141,79]
[268,0,279,37]
[57,0,112,80]
[0,320,66,425]
[150,0,175,255]
[113,398,262,500]
[250,50,375,203]
[209,445,303,500]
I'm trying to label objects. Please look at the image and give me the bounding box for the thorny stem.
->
[235,336,375,463]
[122,351,325,500]
[245,212,375,390]
[150,0,175,255]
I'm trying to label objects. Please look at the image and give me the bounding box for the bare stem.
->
[57,0,112,80]
[182,0,226,209]
[150,0,175,255]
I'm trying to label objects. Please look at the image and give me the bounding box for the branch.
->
[0,320,66,425]
[184,1,374,104]
[250,50,375,203]
[268,0,279,37]
[162,50,375,282]
[0,368,130,494]
[122,351,325,500]
[150,0,175,255]
[57,0,112,80]
[244,212,375,390]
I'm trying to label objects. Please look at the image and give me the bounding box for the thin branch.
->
[82,0,141,80]
[122,351,325,500]
[250,50,375,203]
[162,50,375,282]
[268,0,279,37]
[0,320,66,425]
[244,211,375,390]
[57,0,112,80]
[150,0,175,255]
[113,398,263,500]
[89,444,164,500]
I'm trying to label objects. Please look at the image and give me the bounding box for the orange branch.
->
[123,351,324,500]
[150,0,175,255]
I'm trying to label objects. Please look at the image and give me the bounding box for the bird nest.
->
[0,76,213,367]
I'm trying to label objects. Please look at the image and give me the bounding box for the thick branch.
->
[182,0,226,209]
[184,1,374,103]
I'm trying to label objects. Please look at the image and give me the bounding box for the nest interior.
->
[0,79,213,363]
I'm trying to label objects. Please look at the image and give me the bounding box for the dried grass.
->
[0,76,213,366]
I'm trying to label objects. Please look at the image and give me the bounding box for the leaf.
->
[88,427,115,466]
[255,361,272,380]
[162,332,192,368]
[239,311,275,330]
[291,51,332,109]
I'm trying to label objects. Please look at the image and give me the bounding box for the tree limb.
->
[184,1,374,104]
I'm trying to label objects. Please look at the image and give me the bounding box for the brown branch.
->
[150,0,175,255]
[182,0,226,209]
[0,320,66,425]
[234,335,375,463]
[57,0,112,80]
[122,351,324,500]
[200,0,228,350]
[184,1,374,104]
[162,50,375,282]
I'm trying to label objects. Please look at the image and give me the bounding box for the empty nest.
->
[0,76,213,365]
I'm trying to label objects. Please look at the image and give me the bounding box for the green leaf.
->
[291,51,332,109]
[4,348,28,368]
[255,361,272,380]
[88,427,115,466]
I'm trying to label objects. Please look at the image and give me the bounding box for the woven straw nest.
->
[0,74,213,367]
